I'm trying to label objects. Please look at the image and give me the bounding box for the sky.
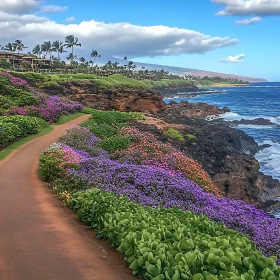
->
[0,0,280,81]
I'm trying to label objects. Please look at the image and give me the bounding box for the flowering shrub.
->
[113,127,221,196]
[0,72,83,122]
[39,143,85,183]
[59,125,107,157]
[39,126,280,263]
[68,189,280,279]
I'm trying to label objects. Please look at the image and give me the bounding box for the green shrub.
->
[69,189,280,280]
[85,123,117,139]
[0,122,21,147]
[101,135,131,153]
[186,134,197,140]
[0,115,46,135]
[0,116,48,148]
[165,128,185,142]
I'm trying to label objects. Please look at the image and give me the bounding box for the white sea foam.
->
[237,124,274,129]
[220,112,280,125]
[256,140,280,180]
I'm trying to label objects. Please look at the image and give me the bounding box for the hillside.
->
[98,56,267,82]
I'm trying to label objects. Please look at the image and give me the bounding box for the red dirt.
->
[0,115,136,280]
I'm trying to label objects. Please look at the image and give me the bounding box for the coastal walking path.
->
[0,115,135,280]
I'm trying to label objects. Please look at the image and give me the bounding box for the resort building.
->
[0,51,51,71]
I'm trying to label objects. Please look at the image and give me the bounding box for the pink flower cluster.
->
[0,72,83,122]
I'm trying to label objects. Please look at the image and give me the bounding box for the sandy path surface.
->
[0,115,135,280]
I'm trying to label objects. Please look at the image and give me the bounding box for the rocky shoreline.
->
[41,80,280,214]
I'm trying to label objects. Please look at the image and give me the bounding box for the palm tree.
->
[32,44,42,58]
[79,57,86,63]
[66,53,77,73]
[90,50,101,62]
[123,56,128,66]
[52,40,66,60]
[64,35,81,59]
[14,40,27,56]
[2,43,16,69]
[41,41,53,60]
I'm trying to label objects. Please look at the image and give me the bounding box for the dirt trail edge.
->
[0,115,135,280]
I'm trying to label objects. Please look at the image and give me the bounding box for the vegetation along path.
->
[0,115,135,280]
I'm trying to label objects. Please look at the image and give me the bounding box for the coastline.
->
[198,83,249,88]
[161,96,280,215]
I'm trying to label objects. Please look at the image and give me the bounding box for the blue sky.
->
[1,0,280,80]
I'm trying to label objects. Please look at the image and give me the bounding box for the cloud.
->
[41,5,68,13]
[0,13,239,58]
[0,0,42,14]
[221,53,245,63]
[212,0,280,16]
[235,16,262,25]
[65,17,75,22]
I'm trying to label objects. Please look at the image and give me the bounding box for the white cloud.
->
[41,5,68,13]
[0,12,239,58]
[235,16,262,25]
[0,0,42,14]
[212,0,280,16]
[65,16,75,22]
[221,53,246,63]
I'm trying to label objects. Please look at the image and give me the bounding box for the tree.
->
[0,59,11,70]
[14,40,27,56]
[2,43,16,69]
[79,57,86,63]
[52,40,66,60]
[123,56,128,65]
[90,50,101,62]
[66,53,77,73]
[41,41,53,60]
[32,44,42,58]
[64,35,81,59]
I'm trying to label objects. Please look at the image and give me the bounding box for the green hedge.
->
[69,189,280,280]
[0,115,48,148]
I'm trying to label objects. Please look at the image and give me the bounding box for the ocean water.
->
[165,82,280,181]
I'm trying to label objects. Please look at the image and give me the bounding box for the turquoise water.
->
[165,83,280,180]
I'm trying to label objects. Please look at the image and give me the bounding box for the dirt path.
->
[0,115,136,280]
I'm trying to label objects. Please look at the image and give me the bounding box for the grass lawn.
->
[55,113,85,125]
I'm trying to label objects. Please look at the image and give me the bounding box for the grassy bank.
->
[17,72,193,90]
[0,125,53,161]
[55,113,85,125]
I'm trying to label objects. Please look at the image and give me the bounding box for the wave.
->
[220,112,280,125]
[256,140,280,180]
[236,124,274,129]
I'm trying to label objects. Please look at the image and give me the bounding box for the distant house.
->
[0,51,51,71]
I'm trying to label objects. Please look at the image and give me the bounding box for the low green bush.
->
[0,122,21,147]
[101,135,131,153]
[69,189,280,280]
[0,115,48,148]
[0,115,47,135]
[84,123,117,139]
[165,128,185,142]
[186,134,197,140]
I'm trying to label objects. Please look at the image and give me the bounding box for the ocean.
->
[165,82,280,181]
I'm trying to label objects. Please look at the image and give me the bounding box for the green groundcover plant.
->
[69,189,280,280]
